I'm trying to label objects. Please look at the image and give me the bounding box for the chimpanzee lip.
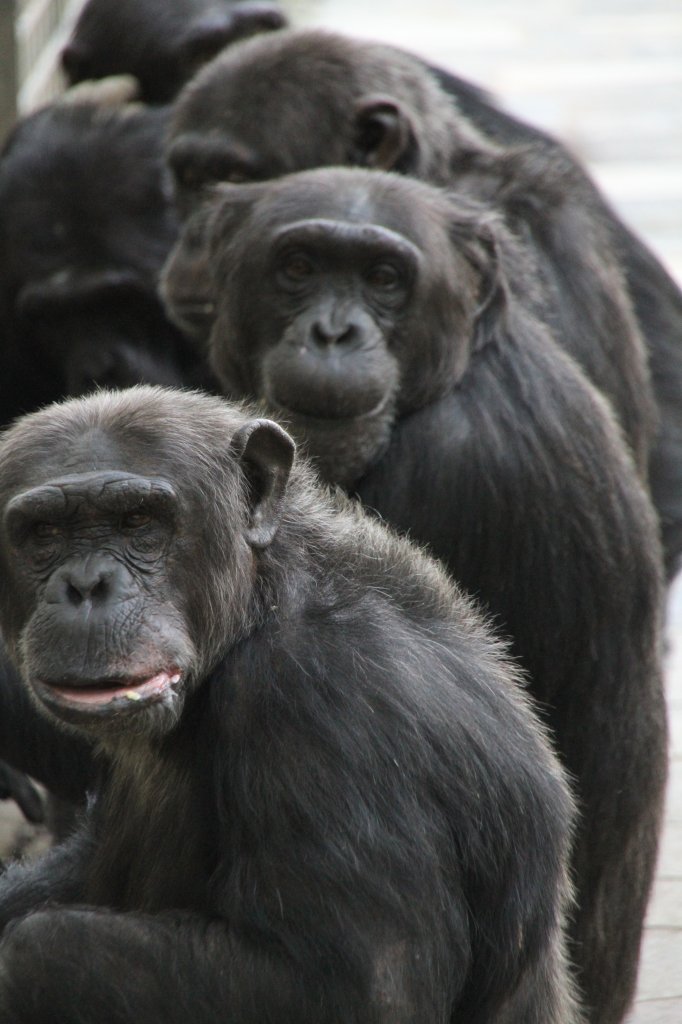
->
[174,299,215,326]
[35,669,182,710]
[269,393,391,425]
[175,299,214,315]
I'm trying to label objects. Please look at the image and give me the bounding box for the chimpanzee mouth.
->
[268,393,391,425]
[35,669,182,712]
[173,300,215,332]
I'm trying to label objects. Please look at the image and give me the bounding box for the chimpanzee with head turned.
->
[0,385,579,1024]
[0,96,207,427]
[190,167,667,1024]
[166,26,682,578]
[61,0,287,104]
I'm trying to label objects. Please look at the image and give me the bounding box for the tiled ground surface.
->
[1,0,680,1017]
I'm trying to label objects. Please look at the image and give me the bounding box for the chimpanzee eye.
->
[279,251,315,282]
[274,250,315,288]
[223,168,250,184]
[365,262,401,290]
[121,510,152,531]
[32,521,62,540]
[175,164,201,189]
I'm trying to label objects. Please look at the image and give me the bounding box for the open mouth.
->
[36,669,181,711]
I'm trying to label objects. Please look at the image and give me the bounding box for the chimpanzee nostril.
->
[311,322,356,348]
[63,567,112,606]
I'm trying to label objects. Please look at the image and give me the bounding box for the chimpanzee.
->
[61,0,287,104]
[166,27,682,578]
[0,385,579,1024]
[162,137,652,472]
[199,167,668,1024]
[0,96,206,427]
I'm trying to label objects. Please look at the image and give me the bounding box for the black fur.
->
[427,58,682,576]
[166,26,682,578]
[61,0,287,104]
[0,100,203,427]
[0,386,578,1023]
[201,167,668,1024]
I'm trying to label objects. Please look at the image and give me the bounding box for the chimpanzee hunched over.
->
[194,167,667,1024]
[0,386,579,1024]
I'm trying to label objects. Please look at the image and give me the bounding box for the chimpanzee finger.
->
[0,763,45,824]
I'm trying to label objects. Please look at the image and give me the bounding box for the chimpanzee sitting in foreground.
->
[0,97,204,427]
[61,0,287,104]
[0,387,578,1023]
[196,167,667,1024]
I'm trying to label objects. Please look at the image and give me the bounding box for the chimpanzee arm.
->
[0,908,410,1024]
[0,829,92,932]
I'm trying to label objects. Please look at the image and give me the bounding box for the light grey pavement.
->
[0,0,680,1017]
[637,574,682,1021]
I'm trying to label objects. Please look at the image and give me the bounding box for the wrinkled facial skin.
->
[213,219,421,487]
[2,470,197,738]
[207,173,480,489]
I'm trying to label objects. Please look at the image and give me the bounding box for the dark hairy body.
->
[197,166,668,1024]
[61,0,287,104]
[0,386,578,1023]
[166,26,682,578]
[0,99,204,427]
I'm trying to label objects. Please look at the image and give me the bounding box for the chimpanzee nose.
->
[311,321,357,348]
[46,557,131,609]
[64,565,113,607]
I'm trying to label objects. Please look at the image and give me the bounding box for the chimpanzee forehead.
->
[6,471,177,522]
[257,172,449,246]
[5,424,175,492]
[270,218,422,267]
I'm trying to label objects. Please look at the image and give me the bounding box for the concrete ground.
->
[637,575,682,1022]
[0,0,680,1018]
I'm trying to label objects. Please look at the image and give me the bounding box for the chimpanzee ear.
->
[474,236,506,344]
[351,96,416,171]
[230,419,296,548]
[449,219,508,351]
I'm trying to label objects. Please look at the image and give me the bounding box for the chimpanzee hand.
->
[0,764,44,825]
